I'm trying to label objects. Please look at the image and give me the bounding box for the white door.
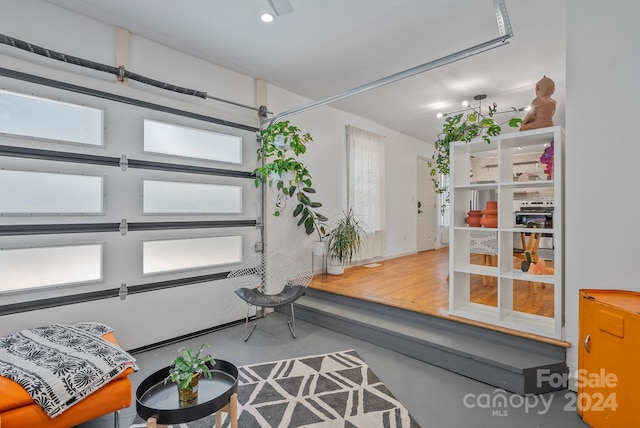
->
[417,157,437,251]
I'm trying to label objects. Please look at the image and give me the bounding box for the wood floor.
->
[310,247,561,344]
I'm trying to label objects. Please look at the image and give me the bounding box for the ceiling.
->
[41,0,566,143]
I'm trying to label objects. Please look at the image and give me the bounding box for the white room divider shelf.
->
[449,126,563,339]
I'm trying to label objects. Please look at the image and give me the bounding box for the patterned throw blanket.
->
[0,322,138,418]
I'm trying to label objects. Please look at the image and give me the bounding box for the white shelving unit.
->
[449,126,563,339]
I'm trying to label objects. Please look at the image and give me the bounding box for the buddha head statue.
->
[536,75,555,97]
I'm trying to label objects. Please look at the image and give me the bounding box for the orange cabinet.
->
[578,289,640,427]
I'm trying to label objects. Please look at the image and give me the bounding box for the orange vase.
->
[480,201,498,228]
[465,210,483,227]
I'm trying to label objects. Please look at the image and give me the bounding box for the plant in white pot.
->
[253,120,327,240]
[326,208,367,275]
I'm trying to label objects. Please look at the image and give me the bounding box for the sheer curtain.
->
[346,125,386,261]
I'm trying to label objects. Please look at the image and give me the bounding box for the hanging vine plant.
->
[429,103,522,211]
[253,120,328,239]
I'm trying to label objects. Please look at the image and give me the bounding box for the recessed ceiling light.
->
[261,13,275,23]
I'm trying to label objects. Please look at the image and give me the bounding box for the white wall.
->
[263,85,434,268]
[565,0,640,382]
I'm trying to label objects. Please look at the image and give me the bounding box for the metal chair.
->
[227,253,313,341]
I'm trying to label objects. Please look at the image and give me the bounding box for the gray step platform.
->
[290,288,568,395]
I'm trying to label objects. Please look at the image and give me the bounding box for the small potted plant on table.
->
[165,343,215,403]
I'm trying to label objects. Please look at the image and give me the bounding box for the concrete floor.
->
[77,313,588,428]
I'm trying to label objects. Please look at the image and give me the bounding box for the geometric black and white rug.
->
[131,349,420,427]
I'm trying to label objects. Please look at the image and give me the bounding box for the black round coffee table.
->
[136,359,238,428]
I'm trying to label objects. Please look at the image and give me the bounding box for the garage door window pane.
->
[0,170,104,215]
[0,89,103,146]
[144,119,242,164]
[143,236,242,275]
[143,180,242,214]
[0,244,103,293]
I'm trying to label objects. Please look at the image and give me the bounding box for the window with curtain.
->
[346,125,386,261]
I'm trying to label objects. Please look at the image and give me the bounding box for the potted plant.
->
[429,103,522,212]
[253,120,327,239]
[326,208,367,275]
[165,343,215,403]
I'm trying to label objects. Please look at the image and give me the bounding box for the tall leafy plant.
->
[327,208,367,266]
[253,120,328,239]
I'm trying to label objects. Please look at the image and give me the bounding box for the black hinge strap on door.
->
[0,145,255,178]
[0,145,120,166]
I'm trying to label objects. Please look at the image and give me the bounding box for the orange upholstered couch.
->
[0,331,134,428]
